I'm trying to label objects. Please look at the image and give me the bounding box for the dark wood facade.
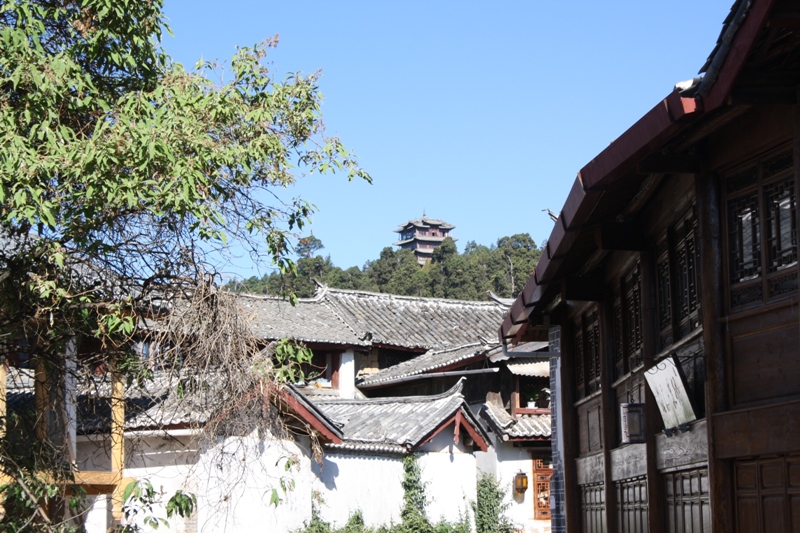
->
[500,1,800,531]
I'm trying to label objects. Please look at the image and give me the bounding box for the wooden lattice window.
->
[725,147,797,310]
[655,242,673,351]
[586,312,601,395]
[575,310,601,399]
[623,265,643,370]
[616,475,648,533]
[575,324,586,399]
[532,458,553,521]
[674,209,700,338]
[612,296,625,380]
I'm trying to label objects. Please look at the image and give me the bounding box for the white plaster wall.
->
[192,433,313,533]
[418,427,476,525]
[313,453,405,528]
[494,442,551,533]
[475,432,499,478]
[79,432,314,533]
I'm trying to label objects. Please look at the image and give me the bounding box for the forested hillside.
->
[227,234,542,301]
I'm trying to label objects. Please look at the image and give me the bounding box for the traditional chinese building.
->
[393,216,456,264]
[499,0,800,531]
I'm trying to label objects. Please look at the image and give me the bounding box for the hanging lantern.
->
[514,471,529,493]
[620,403,646,444]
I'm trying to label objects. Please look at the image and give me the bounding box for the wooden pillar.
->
[696,170,734,532]
[110,363,125,525]
[639,250,664,533]
[511,376,520,416]
[599,296,619,533]
[559,319,581,533]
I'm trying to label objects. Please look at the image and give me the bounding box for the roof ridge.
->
[230,291,327,304]
[324,287,507,307]
[314,377,466,405]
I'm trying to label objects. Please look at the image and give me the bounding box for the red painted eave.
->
[499,91,700,343]
[499,0,777,344]
[277,388,343,444]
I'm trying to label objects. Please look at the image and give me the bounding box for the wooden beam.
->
[594,223,646,252]
[637,154,703,174]
[276,387,342,444]
[110,364,125,525]
[697,170,735,533]
[559,322,581,533]
[419,410,489,452]
[639,251,664,533]
[74,470,121,487]
[599,295,619,533]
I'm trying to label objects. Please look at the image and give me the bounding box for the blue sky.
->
[161,1,733,280]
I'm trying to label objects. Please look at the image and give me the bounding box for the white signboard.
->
[644,357,696,430]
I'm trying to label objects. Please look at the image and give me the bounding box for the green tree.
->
[297,235,325,259]
[0,0,368,529]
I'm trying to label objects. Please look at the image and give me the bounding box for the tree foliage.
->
[0,0,368,529]
[230,234,542,301]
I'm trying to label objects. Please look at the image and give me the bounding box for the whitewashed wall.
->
[418,428,476,525]
[313,453,405,527]
[488,441,551,533]
[77,432,315,533]
[76,421,481,532]
[313,422,477,529]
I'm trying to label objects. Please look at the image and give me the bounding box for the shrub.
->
[472,474,513,533]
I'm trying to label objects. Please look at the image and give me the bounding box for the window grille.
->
[575,325,585,400]
[623,265,643,370]
[586,312,601,395]
[725,147,796,310]
[612,297,625,380]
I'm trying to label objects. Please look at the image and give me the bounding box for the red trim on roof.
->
[420,409,489,452]
[277,388,342,444]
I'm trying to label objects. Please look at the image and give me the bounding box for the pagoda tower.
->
[393,215,456,265]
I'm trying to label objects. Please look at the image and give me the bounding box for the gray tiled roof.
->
[6,369,342,440]
[358,342,497,386]
[320,287,507,351]
[236,293,367,346]
[506,360,550,377]
[394,217,455,231]
[310,379,487,454]
[481,401,551,441]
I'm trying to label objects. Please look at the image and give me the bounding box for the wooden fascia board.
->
[418,409,489,453]
[276,388,342,444]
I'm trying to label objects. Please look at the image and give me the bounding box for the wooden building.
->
[498,1,800,531]
[393,215,456,264]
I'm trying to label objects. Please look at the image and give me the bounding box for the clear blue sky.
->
[162,0,733,280]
